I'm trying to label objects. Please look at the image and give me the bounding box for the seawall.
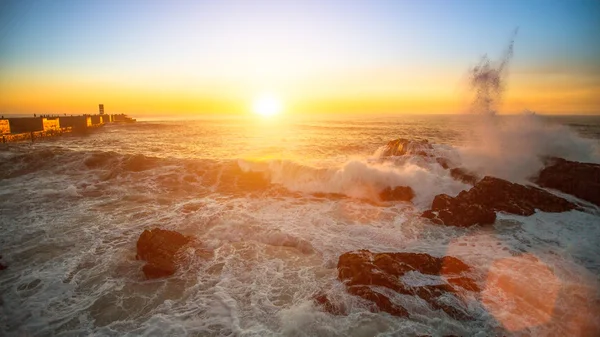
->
[0,114,135,144]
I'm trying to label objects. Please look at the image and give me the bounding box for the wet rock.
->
[313,293,347,315]
[463,176,577,215]
[380,138,433,157]
[450,167,479,185]
[535,158,600,206]
[347,285,409,317]
[423,200,497,227]
[422,176,576,227]
[335,250,478,320]
[136,228,192,279]
[436,157,451,169]
[379,186,415,202]
[435,157,480,185]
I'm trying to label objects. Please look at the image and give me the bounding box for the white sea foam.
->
[238,158,468,208]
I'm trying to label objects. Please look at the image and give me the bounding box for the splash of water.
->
[469,28,518,115]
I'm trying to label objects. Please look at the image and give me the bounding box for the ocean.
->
[1,113,599,336]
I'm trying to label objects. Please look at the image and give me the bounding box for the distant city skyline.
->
[1,0,599,115]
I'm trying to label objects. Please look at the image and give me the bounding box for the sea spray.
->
[459,114,600,182]
[461,28,600,181]
[469,28,518,116]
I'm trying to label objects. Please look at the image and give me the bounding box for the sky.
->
[0,0,599,116]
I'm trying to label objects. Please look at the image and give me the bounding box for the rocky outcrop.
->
[136,228,192,279]
[379,138,433,157]
[422,176,577,227]
[319,250,479,320]
[379,186,415,202]
[450,167,479,185]
[535,158,600,206]
[422,197,496,227]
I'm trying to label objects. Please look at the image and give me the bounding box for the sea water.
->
[1,114,599,336]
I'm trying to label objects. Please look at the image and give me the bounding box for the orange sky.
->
[3,67,598,116]
[1,1,599,116]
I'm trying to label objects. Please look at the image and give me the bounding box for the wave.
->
[0,146,466,208]
[238,158,467,208]
[2,114,598,210]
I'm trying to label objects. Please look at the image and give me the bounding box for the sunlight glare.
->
[252,93,283,117]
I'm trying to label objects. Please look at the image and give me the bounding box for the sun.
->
[252,93,283,117]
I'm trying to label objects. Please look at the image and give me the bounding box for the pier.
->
[0,105,136,143]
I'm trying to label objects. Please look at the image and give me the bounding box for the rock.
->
[347,285,409,317]
[379,138,433,157]
[313,293,347,315]
[463,176,577,215]
[535,158,600,206]
[335,250,478,320]
[422,176,576,227]
[424,196,497,227]
[450,167,479,185]
[136,228,192,279]
[0,255,5,270]
[379,186,415,202]
[436,157,451,169]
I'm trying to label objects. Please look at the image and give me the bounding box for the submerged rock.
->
[535,158,600,206]
[136,228,192,279]
[334,250,478,320]
[379,138,433,157]
[313,293,347,315]
[379,186,415,202]
[422,176,576,227]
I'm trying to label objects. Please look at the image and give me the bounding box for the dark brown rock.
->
[142,260,176,279]
[136,228,192,279]
[348,285,409,317]
[313,293,347,315]
[535,158,600,206]
[380,138,433,157]
[450,167,479,185]
[425,196,497,227]
[447,276,480,292]
[422,176,576,227]
[462,176,576,215]
[335,250,477,320]
[431,194,455,210]
[436,157,451,169]
[379,186,415,202]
